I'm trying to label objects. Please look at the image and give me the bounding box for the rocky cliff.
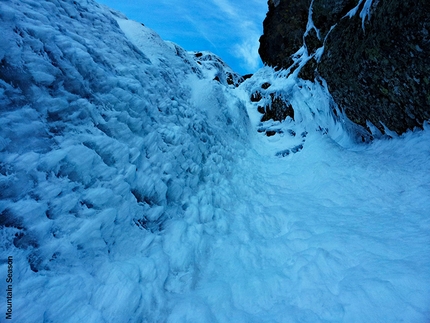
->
[259,0,430,134]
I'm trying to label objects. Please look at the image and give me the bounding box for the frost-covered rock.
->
[191,51,245,87]
[259,0,430,134]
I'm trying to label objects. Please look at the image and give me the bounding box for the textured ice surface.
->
[0,0,429,322]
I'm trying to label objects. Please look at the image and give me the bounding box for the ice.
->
[359,0,376,29]
[305,0,321,41]
[345,0,377,31]
[0,0,429,322]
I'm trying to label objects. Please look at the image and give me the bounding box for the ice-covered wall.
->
[0,0,250,321]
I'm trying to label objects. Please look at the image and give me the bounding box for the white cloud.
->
[208,0,265,71]
[183,13,219,49]
[98,0,267,73]
[212,0,240,19]
[234,34,262,71]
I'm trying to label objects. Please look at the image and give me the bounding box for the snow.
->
[1,0,430,322]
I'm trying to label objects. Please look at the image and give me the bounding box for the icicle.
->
[344,0,377,32]
[359,0,375,31]
[344,0,364,18]
[304,0,321,40]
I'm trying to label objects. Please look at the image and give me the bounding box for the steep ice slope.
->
[0,1,430,323]
[0,0,249,321]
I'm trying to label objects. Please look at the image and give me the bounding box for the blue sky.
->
[97,0,268,75]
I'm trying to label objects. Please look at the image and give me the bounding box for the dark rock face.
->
[259,0,357,68]
[260,94,295,122]
[259,0,311,69]
[259,0,430,134]
[250,82,295,123]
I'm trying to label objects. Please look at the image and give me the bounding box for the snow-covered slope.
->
[1,0,429,322]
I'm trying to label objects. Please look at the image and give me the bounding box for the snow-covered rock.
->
[259,0,430,134]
